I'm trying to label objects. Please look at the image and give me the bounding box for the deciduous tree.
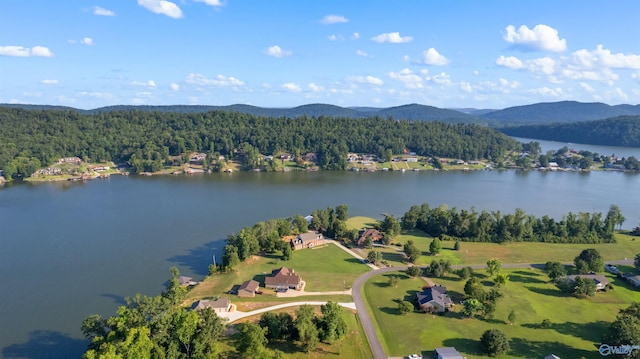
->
[480,329,510,356]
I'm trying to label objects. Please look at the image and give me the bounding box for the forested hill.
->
[1,103,478,122]
[483,101,640,125]
[499,116,640,147]
[0,107,520,177]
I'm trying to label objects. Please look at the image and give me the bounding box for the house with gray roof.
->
[623,273,640,288]
[435,347,464,359]
[238,279,260,297]
[265,267,302,290]
[291,231,324,250]
[416,285,453,313]
[191,298,231,313]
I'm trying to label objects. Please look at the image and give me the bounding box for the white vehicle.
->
[407,355,423,359]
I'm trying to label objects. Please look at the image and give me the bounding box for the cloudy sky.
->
[2,0,640,110]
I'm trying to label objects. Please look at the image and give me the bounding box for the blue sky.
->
[2,0,640,110]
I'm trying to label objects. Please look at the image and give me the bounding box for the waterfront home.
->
[357,228,384,246]
[178,276,198,287]
[416,285,453,313]
[238,279,260,297]
[56,157,82,165]
[291,231,325,250]
[264,267,302,291]
[191,298,231,313]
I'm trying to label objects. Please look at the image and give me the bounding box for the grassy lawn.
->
[186,243,370,304]
[222,307,372,359]
[362,268,640,359]
[350,217,640,267]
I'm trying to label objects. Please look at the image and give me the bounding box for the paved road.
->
[218,301,357,323]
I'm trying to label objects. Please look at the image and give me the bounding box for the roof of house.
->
[239,279,260,292]
[298,231,322,243]
[544,355,561,359]
[568,274,609,286]
[265,267,302,287]
[417,285,452,308]
[192,298,230,310]
[178,276,194,285]
[623,273,640,282]
[435,347,464,359]
[359,228,383,241]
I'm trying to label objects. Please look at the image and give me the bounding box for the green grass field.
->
[362,268,640,358]
[348,216,640,267]
[186,243,370,305]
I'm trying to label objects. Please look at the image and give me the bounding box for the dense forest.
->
[400,203,626,244]
[0,107,520,179]
[499,116,640,148]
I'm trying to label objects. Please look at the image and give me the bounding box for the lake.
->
[1,165,640,357]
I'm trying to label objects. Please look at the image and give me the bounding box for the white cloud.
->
[132,80,156,88]
[137,0,183,19]
[496,55,524,69]
[170,83,180,91]
[530,86,564,97]
[573,45,640,70]
[356,49,371,57]
[321,15,348,25]
[371,32,413,44]
[186,73,244,87]
[40,79,59,84]
[422,48,449,65]
[80,37,94,46]
[0,45,54,57]
[430,72,452,85]
[580,82,594,92]
[347,75,384,86]
[93,6,115,16]
[387,68,423,89]
[308,83,324,92]
[460,81,473,93]
[352,32,360,40]
[79,91,114,99]
[503,24,567,52]
[328,35,339,41]
[266,45,292,58]
[281,82,302,92]
[194,0,224,6]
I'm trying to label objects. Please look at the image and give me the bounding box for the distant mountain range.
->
[3,100,640,125]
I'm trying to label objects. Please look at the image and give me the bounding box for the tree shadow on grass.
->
[167,239,224,276]
[509,273,547,284]
[2,330,88,359]
[381,251,406,262]
[522,320,609,342]
[525,285,566,297]
[509,337,595,359]
[345,257,364,265]
[442,338,483,357]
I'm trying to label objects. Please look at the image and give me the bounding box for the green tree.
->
[462,298,483,317]
[222,244,240,271]
[319,302,347,344]
[464,277,485,301]
[281,243,292,261]
[494,273,509,287]
[406,266,422,277]
[381,214,401,238]
[294,305,319,353]
[335,204,348,221]
[367,250,382,264]
[237,322,269,359]
[574,248,604,273]
[259,312,294,342]
[604,303,640,359]
[544,261,567,282]
[507,309,516,324]
[606,204,626,231]
[388,276,399,288]
[398,301,413,315]
[454,240,461,250]
[364,236,373,249]
[456,266,472,280]
[635,253,640,271]
[292,215,309,234]
[403,240,421,263]
[429,238,442,255]
[486,259,502,277]
[572,276,597,297]
[480,329,510,356]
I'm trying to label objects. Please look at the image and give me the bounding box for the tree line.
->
[400,203,626,243]
[0,107,521,179]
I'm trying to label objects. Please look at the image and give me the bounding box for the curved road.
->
[351,259,634,359]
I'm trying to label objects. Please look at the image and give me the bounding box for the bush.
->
[480,329,510,356]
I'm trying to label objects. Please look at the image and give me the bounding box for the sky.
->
[2,0,640,110]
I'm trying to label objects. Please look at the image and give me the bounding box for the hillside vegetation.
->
[499,116,640,148]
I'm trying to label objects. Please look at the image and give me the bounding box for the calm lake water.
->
[2,158,640,357]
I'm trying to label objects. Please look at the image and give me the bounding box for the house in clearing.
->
[357,228,384,247]
[264,267,302,291]
[435,347,464,359]
[238,279,260,297]
[567,274,609,290]
[191,298,231,313]
[291,231,325,250]
[416,285,453,313]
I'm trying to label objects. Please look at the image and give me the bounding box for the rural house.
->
[191,298,231,313]
[567,274,609,290]
[435,347,464,359]
[178,276,198,287]
[291,231,325,250]
[264,267,302,291]
[357,228,384,247]
[416,285,453,313]
[238,279,260,297]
